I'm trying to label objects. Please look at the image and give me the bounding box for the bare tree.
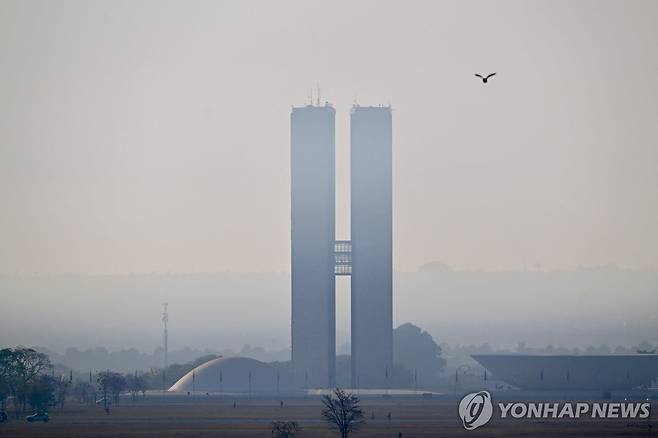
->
[126,372,148,401]
[271,420,301,438]
[321,388,366,438]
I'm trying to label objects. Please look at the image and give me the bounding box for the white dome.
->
[168,357,291,393]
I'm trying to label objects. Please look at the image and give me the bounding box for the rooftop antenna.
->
[162,302,169,391]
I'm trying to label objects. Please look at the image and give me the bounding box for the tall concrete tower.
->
[290,104,336,388]
[290,103,392,389]
[350,106,393,389]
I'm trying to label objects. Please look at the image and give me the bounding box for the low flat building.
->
[472,354,658,391]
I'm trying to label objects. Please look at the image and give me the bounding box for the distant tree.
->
[614,345,629,355]
[126,373,137,401]
[53,377,71,408]
[138,378,148,398]
[126,372,149,401]
[636,342,655,354]
[192,354,220,367]
[73,381,93,403]
[26,374,55,413]
[97,371,111,412]
[14,348,52,412]
[321,388,365,438]
[271,420,301,437]
[393,323,446,386]
[110,373,126,405]
[584,344,611,355]
[0,349,13,412]
[97,371,126,408]
[0,348,52,417]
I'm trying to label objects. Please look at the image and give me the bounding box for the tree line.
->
[0,347,152,418]
[0,348,65,417]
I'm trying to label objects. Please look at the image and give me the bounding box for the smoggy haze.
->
[1,0,657,275]
[2,266,657,353]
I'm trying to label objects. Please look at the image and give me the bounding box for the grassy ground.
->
[0,395,655,437]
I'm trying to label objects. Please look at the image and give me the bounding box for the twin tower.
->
[291,103,392,389]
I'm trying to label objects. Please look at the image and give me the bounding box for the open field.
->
[0,395,656,437]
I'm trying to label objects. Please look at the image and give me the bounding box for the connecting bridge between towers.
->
[334,240,352,275]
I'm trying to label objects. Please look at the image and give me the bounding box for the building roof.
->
[472,354,658,391]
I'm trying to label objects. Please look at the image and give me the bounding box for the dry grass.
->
[0,396,655,437]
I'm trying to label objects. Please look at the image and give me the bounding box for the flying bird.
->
[475,72,496,83]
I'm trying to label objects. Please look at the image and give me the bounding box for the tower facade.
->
[350,106,393,388]
[290,103,392,389]
[290,104,336,388]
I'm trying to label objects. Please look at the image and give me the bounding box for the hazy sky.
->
[1,0,657,275]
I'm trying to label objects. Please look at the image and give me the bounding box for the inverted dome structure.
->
[168,357,292,393]
[473,354,658,391]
